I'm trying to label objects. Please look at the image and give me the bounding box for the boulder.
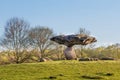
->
[39,57,52,62]
[78,58,99,61]
[100,57,114,60]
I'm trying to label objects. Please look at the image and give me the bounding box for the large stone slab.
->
[50,34,97,47]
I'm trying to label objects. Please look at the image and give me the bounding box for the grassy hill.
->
[0,60,120,80]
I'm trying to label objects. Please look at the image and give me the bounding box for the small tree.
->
[29,26,55,60]
[0,17,30,63]
[54,45,65,60]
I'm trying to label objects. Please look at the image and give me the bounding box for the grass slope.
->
[0,60,120,80]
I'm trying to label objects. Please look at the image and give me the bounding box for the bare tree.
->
[0,17,30,63]
[29,26,55,61]
[79,28,90,35]
[77,28,93,58]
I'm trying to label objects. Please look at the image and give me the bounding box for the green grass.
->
[0,60,120,80]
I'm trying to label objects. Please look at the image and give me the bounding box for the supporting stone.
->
[64,47,77,60]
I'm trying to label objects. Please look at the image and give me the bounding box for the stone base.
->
[64,47,77,60]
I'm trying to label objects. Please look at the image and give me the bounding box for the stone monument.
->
[50,34,97,60]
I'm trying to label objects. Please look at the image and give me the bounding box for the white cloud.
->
[95,42,115,47]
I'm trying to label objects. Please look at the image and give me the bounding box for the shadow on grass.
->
[96,72,114,76]
[57,74,64,76]
[40,74,64,80]
[81,75,104,79]
[40,76,57,80]
[81,72,114,79]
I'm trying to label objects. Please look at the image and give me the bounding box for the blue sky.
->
[0,0,120,46]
